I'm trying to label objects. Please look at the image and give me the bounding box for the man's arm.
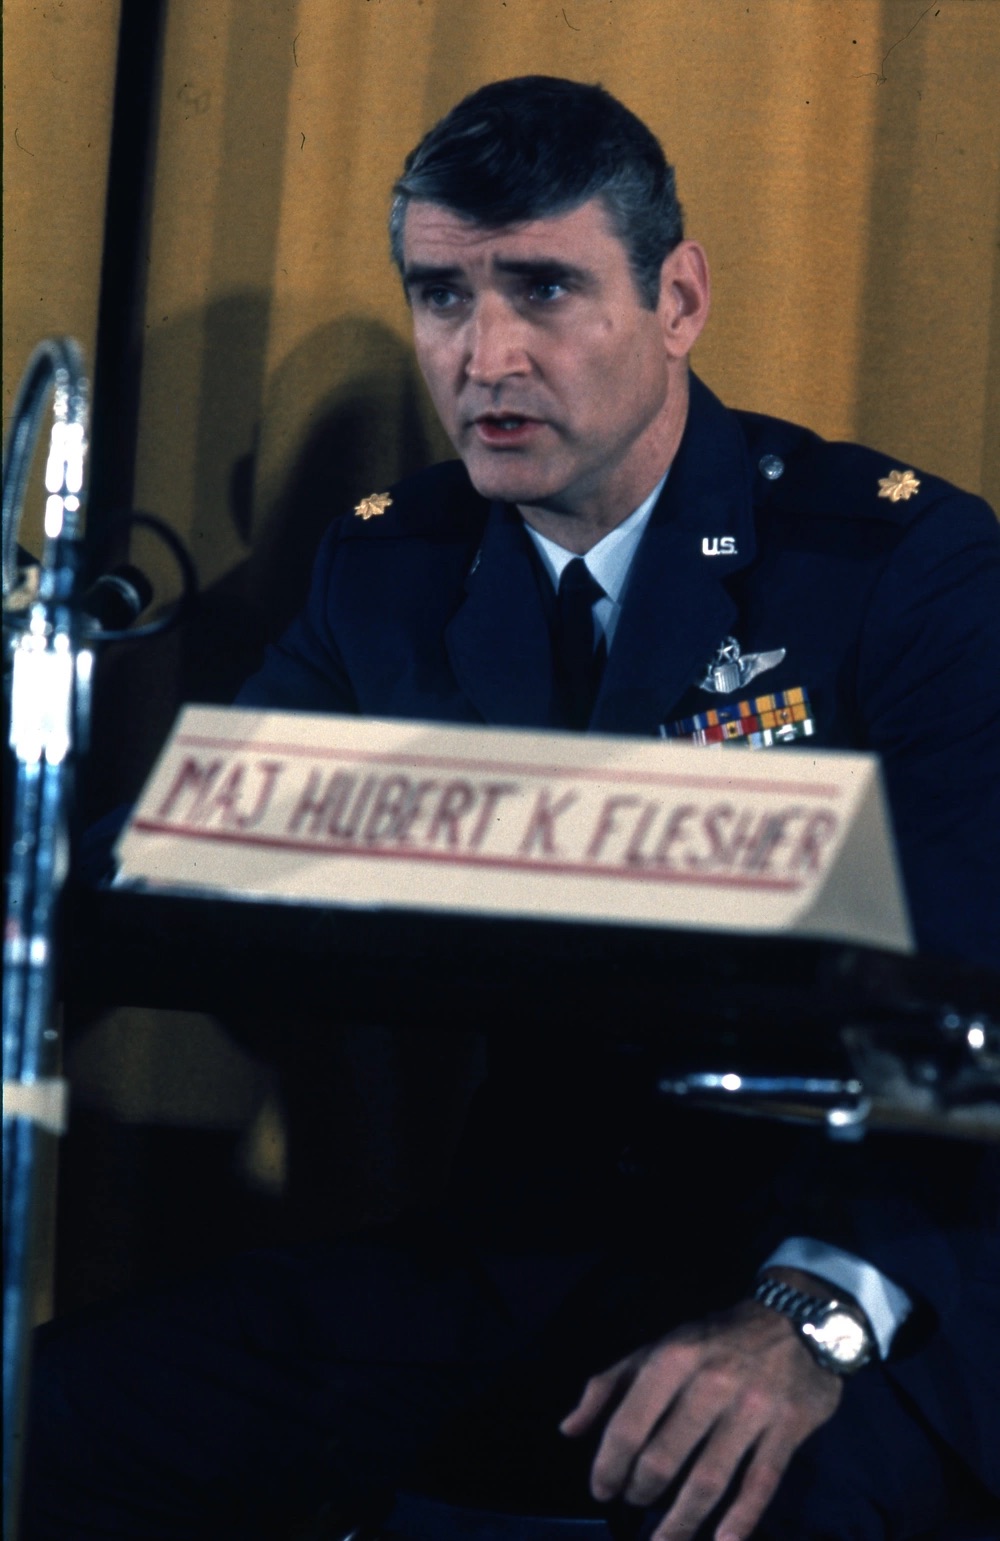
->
[858,489,1000,968]
[559,491,1000,1537]
[236,519,358,714]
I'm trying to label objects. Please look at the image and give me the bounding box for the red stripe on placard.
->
[169,734,843,800]
[129,818,806,893]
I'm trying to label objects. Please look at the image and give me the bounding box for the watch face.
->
[803,1309,869,1367]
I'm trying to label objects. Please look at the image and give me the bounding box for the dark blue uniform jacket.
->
[239,373,1000,1498]
[241,375,1000,968]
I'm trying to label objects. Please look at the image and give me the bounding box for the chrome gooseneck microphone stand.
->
[3,341,197,1537]
[3,338,92,1536]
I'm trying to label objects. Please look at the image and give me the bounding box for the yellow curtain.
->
[2,0,122,552]
[8,0,997,612]
[129,0,999,611]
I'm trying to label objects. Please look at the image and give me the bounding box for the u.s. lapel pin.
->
[699,636,786,694]
[354,491,393,520]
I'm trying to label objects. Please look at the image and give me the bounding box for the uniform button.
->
[758,454,785,481]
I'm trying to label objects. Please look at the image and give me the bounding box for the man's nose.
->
[465,296,529,385]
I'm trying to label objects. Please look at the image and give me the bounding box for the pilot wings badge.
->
[698,636,786,695]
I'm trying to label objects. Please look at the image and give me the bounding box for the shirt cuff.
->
[761,1236,913,1359]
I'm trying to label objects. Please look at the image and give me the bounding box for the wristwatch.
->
[753,1275,875,1375]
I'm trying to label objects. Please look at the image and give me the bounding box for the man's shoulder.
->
[733,406,996,534]
[338,459,487,542]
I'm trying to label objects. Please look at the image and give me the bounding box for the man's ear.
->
[657,240,711,359]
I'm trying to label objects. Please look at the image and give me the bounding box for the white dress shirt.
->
[523,476,665,651]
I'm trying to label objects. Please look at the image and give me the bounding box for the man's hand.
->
[559,1298,843,1541]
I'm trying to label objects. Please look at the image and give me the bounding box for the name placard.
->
[116,706,913,952]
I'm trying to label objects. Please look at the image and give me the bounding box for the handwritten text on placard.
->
[137,736,841,893]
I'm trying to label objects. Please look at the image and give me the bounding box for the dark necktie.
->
[555,557,607,729]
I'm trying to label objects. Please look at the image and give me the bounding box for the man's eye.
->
[421,286,462,311]
[528,281,567,304]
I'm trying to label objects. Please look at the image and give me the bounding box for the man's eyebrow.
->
[403,263,463,289]
[403,257,596,289]
[491,257,594,284]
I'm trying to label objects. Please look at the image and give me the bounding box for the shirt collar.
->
[521,472,668,602]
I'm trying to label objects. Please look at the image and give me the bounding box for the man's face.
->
[402,198,701,529]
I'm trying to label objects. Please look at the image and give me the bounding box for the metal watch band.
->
[753,1276,828,1324]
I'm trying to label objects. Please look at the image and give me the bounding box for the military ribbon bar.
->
[663,686,815,748]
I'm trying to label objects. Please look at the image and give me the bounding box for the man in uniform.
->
[25,76,1000,1541]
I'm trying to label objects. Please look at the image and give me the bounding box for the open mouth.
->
[473,413,543,444]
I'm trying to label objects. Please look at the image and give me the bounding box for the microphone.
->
[81,563,154,631]
[6,545,154,632]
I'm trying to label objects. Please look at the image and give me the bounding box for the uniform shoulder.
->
[735,407,994,529]
[338,459,488,541]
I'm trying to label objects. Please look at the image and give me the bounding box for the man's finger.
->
[622,1386,723,1508]
[559,1359,633,1437]
[588,1346,694,1498]
[645,1411,766,1540]
[711,1432,791,1541]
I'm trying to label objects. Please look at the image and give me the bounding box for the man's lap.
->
[21,1220,585,1539]
[21,1222,961,1541]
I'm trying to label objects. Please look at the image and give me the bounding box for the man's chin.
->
[461,452,563,508]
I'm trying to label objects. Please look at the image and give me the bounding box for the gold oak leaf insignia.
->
[354,492,393,521]
[877,468,921,503]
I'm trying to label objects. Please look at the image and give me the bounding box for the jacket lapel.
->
[592,375,758,734]
[445,499,556,727]
[444,375,758,735]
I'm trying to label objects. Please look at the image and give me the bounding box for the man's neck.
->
[518,472,666,555]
